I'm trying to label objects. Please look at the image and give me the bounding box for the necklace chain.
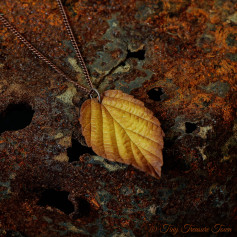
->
[56,0,93,90]
[0,0,95,95]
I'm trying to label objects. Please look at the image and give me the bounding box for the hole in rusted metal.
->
[162,137,190,173]
[74,197,91,218]
[67,139,96,162]
[116,49,145,68]
[0,54,6,63]
[37,189,74,215]
[127,49,145,60]
[147,87,164,101]
[163,154,190,172]
[0,103,34,134]
[4,230,26,237]
[185,122,197,133]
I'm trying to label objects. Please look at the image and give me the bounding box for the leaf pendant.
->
[79,90,164,178]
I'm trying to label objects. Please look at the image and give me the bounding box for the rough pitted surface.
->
[0,0,236,236]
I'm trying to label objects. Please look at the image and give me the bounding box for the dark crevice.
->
[163,156,190,172]
[4,230,27,237]
[67,139,96,162]
[126,49,145,60]
[116,60,127,68]
[147,87,164,101]
[0,103,34,134]
[116,49,145,69]
[0,53,7,63]
[96,48,145,87]
[162,136,191,173]
[73,197,91,218]
[37,189,74,215]
[185,122,197,133]
[120,61,126,66]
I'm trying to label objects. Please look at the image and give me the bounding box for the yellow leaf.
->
[79,90,164,178]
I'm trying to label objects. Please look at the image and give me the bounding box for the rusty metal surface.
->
[0,0,236,236]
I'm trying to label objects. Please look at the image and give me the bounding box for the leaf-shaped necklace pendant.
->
[0,0,164,178]
[80,90,164,178]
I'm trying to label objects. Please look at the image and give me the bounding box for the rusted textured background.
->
[0,0,236,236]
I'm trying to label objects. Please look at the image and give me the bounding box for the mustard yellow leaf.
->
[79,90,164,178]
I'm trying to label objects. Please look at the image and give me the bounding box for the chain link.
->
[0,1,96,95]
[56,0,94,90]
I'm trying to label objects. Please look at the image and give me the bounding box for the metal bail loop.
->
[89,88,101,103]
